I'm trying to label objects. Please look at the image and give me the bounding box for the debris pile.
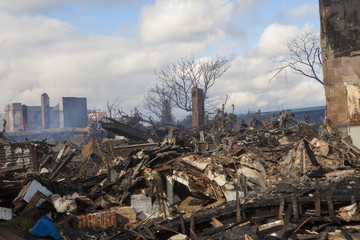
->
[1,110,360,239]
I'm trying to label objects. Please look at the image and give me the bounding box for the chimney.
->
[192,87,204,129]
[41,93,50,129]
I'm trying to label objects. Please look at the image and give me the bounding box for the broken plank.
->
[21,191,51,215]
[292,196,299,220]
[190,214,197,237]
[278,198,285,220]
[210,217,223,228]
[236,191,242,222]
[179,214,187,236]
[327,195,334,218]
[315,193,321,217]
[258,219,284,236]
[278,204,293,238]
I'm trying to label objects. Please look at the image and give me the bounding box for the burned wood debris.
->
[1,110,360,239]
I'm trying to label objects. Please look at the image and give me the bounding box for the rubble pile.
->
[1,111,360,240]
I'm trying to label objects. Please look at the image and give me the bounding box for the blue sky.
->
[48,1,145,36]
[0,0,324,117]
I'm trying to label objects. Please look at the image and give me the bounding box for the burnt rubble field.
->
[1,110,360,240]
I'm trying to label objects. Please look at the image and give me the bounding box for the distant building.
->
[3,94,88,132]
[59,97,88,128]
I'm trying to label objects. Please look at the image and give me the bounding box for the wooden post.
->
[351,196,356,204]
[292,196,299,220]
[190,214,196,237]
[327,194,334,218]
[180,214,187,236]
[315,193,321,217]
[278,204,293,238]
[236,191,242,222]
[278,198,285,219]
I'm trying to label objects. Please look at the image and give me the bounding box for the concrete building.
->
[41,93,50,129]
[4,103,23,132]
[320,0,360,147]
[3,94,87,132]
[59,97,88,128]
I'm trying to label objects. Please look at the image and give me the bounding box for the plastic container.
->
[30,216,64,240]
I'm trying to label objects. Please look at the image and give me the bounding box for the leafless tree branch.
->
[269,31,323,85]
[106,97,124,118]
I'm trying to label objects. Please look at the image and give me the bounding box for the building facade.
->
[3,94,88,132]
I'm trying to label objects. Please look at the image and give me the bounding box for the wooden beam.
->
[190,214,197,237]
[351,195,356,204]
[278,204,293,238]
[179,214,187,236]
[327,194,334,218]
[292,196,299,220]
[315,193,321,217]
[210,217,223,228]
[236,191,242,222]
[21,191,51,215]
[278,198,285,220]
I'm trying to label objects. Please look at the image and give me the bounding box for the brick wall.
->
[75,211,117,229]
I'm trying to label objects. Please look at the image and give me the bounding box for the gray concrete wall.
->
[59,97,88,128]
[4,103,22,132]
[27,106,42,131]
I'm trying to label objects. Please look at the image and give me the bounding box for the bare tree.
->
[144,84,174,124]
[270,31,323,85]
[145,55,231,119]
[106,97,123,118]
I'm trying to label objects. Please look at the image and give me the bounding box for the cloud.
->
[0,1,325,119]
[287,3,319,22]
[139,0,230,44]
[0,10,209,112]
[139,0,267,44]
[0,0,143,14]
[274,2,319,24]
[207,22,325,114]
[254,23,299,56]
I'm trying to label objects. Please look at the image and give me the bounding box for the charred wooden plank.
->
[143,226,156,240]
[236,191,242,222]
[278,198,285,220]
[327,195,334,218]
[101,120,149,141]
[190,214,197,237]
[179,214,187,236]
[351,195,356,204]
[278,204,293,238]
[304,140,320,166]
[315,193,321,217]
[292,196,299,220]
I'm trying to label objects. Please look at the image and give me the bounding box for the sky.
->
[0,0,324,118]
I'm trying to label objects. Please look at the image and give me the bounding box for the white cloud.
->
[0,0,143,14]
[139,0,267,44]
[287,3,319,22]
[139,0,231,44]
[228,91,258,107]
[0,10,210,113]
[0,1,325,119]
[208,22,325,114]
[254,23,299,56]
